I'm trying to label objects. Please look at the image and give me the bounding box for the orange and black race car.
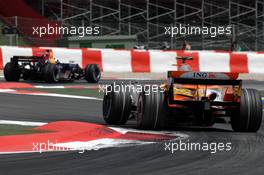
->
[4,50,101,83]
[103,57,262,132]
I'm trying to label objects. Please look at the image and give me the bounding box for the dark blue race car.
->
[4,54,101,83]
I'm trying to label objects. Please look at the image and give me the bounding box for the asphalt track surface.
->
[0,78,264,175]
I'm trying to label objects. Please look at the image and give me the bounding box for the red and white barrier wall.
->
[0,46,264,73]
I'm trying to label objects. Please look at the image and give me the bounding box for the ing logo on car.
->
[193,72,209,78]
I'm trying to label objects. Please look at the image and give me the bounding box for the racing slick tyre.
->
[4,62,21,82]
[231,89,262,132]
[103,84,131,125]
[85,64,101,83]
[43,63,60,83]
[136,88,167,130]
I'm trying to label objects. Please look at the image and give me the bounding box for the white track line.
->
[0,89,16,93]
[26,92,102,101]
[110,127,189,139]
[0,120,47,126]
[0,89,102,101]
[53,138,154,152]
[34,86,67,89]
[0,151,40,155]
[33,85,98,89]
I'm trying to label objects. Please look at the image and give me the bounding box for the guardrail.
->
[0,46,264,73]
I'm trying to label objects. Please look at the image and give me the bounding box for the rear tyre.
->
[231,89,262,132]
[85,64,101,83]
[43,63,60,83]
[103,84,131,125]
[4,62,21,82]
[136,88,167,130]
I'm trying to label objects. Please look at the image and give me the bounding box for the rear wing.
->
[11,56,43,63]
[168,71,239,80]
[168,71,241,86]
[172,78,241,86]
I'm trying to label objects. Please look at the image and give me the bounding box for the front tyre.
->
[4,62,21,82]
[85,64,101,83]
[231,89,262,132]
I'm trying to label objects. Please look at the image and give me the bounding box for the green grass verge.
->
[0,124,46,136]
[17,88,103,98]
